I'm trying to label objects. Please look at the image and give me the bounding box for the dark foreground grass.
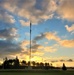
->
[0,70,74,75]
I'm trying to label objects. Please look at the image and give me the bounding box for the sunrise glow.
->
[0,0,74,67]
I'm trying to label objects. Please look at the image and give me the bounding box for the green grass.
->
[0,70,74,75]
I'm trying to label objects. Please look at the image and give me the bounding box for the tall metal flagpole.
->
[30,22,31,66]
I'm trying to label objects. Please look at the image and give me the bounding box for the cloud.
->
[18,0,57,24]
[1,0,57,24]
[44,46,57,53]
[59,59,73,62]
[0,27,23,59]
[0,9,15,23]
[1,0,74,23]
[60,39,74,48]
[20,20,30,26]
[51,60,58,63]
[31,56,43,62]
[60,59,65,62]
[0,39,37,61]
[34,33,45,41]
[34,32,60,42]
[31,44,44,51]
[0,40,22,57]
[7,53,30,61]
[48,56,74,63]
[0,28,18,40]
[20,40,30,47]
[65,24,74,33]
[20,40,44,55]
[57,0,74,21]
[32,50,44,56]
[34,32,74,48]
[71,31,74,35]
[67,59,73,62]
[45,32,60,41]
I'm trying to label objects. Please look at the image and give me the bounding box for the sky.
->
[0,0,74,67]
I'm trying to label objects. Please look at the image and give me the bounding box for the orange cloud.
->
[20,40,30,47]
[57,0,74,21]
[44,46,57,53]
[20,20,30,26]
[45,32,61,41]
[34,32,60,42]
[60,39,74,48]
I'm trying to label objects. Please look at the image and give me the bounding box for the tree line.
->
[0,56,67,70]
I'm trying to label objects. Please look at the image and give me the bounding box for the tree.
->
[14,56,20,69]
[36,62,40,69]
[45,63,49,70]
[27,61,30,66]
[3,57,9,69]
[21,60,26,66]
[62,63,67,70]
[32,61,36,67]
[40,62,44,69]
[8,59,13,69]
[36,62,40,66]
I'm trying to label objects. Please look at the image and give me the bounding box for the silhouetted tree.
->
[32,61,36,66]
[36,62,40,66]
[44,63,50,70]
[3,57,20,69]
[27,61,30,66]
[36,62,40,69]
[14,56,20,69]
[40,62,44,69]
[62,63,67,70]
[8,59,14,68]
[21,60,26,66]
[1,56,58,69]
[3,57,9,69]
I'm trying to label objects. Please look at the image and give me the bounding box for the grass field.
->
[0,69,74,75]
